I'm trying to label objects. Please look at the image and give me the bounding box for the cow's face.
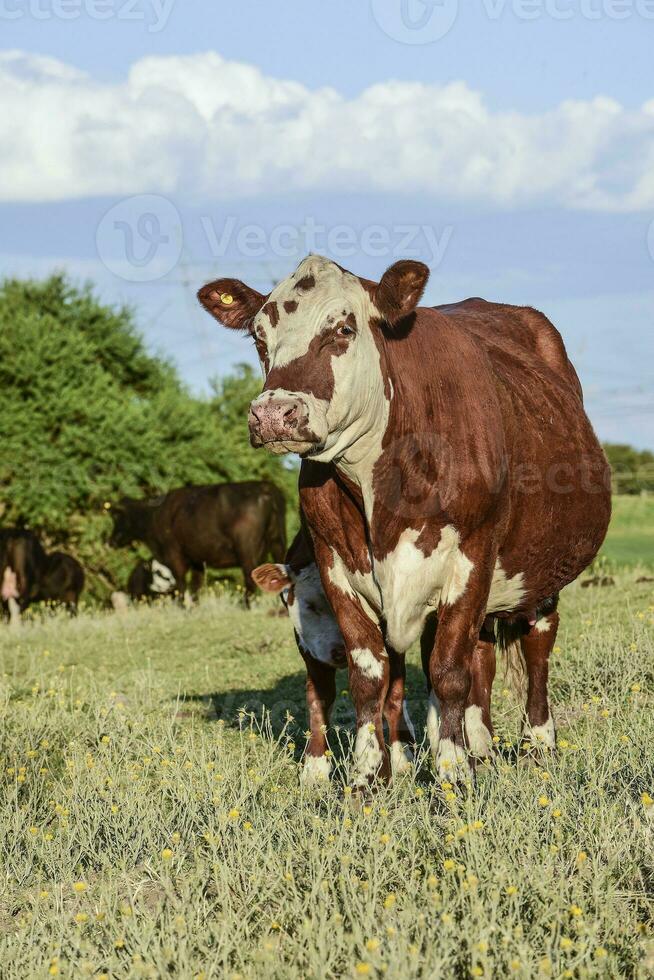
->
[252,560,346,668]
[198,256,429,462]
[108,505,136,548]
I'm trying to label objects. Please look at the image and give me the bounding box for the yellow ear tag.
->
[220,293,234,305]
[103,501,111,510]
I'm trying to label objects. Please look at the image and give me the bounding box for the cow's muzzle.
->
[248,395,322,456]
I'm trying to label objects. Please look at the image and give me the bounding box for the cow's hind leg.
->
[520,598,559,754]
[427,549,495,782]
[464,624,496,761]
[384,650,415,775]
[301,650,336,785]
[421,614,441,761]
[422,615,496,767]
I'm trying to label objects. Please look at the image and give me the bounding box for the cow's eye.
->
[336,323,355,338]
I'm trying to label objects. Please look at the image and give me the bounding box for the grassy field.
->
[600,496,654,568]
[0,563,653,979]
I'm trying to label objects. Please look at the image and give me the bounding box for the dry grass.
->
[0,577,653,979]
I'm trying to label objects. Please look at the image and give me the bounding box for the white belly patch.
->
[374,525,473,653]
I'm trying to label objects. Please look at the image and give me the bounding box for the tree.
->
[0,275,296,599]
[603,443,654,495]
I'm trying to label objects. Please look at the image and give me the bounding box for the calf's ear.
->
[252,563,292,593]
[374,260,430,327]
[197,278,267,332]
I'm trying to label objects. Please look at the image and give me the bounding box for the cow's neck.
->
[333,399,388,523]
[335,331,450,549]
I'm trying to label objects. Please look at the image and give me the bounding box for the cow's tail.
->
[267,485,287,563]
[496,620,527,701]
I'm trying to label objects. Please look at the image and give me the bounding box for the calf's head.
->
[252,560,345,667]
[198,255,429,462]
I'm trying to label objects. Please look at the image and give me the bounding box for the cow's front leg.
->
[384,649,415,775]
[347,633,391,790]
[428,568,493,782]
[300,650,336,785]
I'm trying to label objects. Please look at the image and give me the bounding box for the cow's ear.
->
[252,562,292,593]
[197,278,267,332]
[374,260,430,327]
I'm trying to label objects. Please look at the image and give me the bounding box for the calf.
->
[36,552,85,613]
[200,254,611,788]
[253,524,416,783]
[127,559,176,601]
[108,481,286,605]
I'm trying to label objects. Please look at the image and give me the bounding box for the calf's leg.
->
[464,627,496,760]
[383,649,415,775]
[300,650,336,784]
[520,605,559,752]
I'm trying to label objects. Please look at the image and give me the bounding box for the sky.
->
[1,0,652,447]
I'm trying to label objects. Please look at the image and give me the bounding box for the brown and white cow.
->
[252,524,416,784]
[199,255,611,786]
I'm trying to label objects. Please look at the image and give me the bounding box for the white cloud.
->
[1,48,654,210]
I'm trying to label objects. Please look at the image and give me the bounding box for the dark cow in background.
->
[36,552,85,613]
[0,529,84,620]
[108,481,286,605]
[253,522,416,784]
[0,529,46,622]
[128,559,176,602]
[200,254,611,788]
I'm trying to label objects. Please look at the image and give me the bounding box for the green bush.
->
[0,274,297,600]
[603,443,654,494]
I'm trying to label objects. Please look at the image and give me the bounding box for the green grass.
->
[600,496,654,568]
[1,578,653,979]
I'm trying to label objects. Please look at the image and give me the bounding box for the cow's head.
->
[252,559,345,668]
[149,560,176,595]
[198,255,429,461]
[107,500,139,548]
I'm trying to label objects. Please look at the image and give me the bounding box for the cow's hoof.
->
[519,719,557,766]
[390,742,415,776]
[464,706,494,759]
[436,738,473,783]
[300,754,332,787]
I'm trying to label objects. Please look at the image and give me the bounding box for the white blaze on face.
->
[288,563,344,667]
[253,255,390,466]
[533,616,552,633]
[150,560,176,594]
